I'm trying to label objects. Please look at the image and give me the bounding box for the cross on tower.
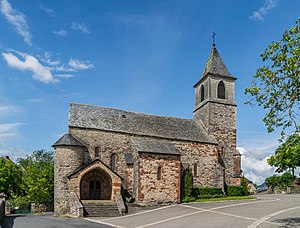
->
[212,32,216,47]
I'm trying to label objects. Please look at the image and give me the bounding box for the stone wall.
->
[53,146,85,216]
[175,141,223,188]
[31,202,54,213]
[194,101,241,185]
[137,153,180,206]
[5,200,10,215]
[55,125,230,211]
[208,102,240,185]
[126,165,134,195]
[69,127,133,179]
[68,192,83,218]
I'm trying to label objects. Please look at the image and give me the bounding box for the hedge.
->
[196,194,224,199]
[191,187,224,198]
[226,186,245,196]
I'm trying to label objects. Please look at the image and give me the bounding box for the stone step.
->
[82,201,120,217]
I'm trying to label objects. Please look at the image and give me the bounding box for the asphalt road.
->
[89,194,300,228]
[0,213,111,228]
[1,194,300,228]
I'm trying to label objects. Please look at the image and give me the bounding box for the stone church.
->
[52,45,241,217]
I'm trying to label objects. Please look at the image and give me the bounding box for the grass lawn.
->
[194,196,256,202]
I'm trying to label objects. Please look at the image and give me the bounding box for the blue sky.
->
[0,0,299,184]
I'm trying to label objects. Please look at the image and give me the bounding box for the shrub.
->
[241,177,249,195]
[181,167,193,199]
[181,196,196,203]
[191,187,224,198]
[227,186,245,196]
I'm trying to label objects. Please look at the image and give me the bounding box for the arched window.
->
[110,154,117,171]
[193,163,198,177]
[157,166,162,180]
[95,147,99,158]
[217,81,225,99]
[200,84,205,102]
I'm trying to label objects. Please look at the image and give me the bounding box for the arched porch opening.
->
[80,168,112,200]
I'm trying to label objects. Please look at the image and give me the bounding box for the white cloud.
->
[0,123,22,138]
[250,0,278,21]
[0,143,28,161]
[2,51,57,84]
[2,50,94,83]
[40,52,61,66]
[71,22,90,34]
[238,146,277,185]
[0,0,32,45]
[0,104,19,115]
[55,74,75,78]
[27,98,45,103]
[55,65,76,72]
[68,58,94,70]
[53,30,68,37]
[39,3,55,17]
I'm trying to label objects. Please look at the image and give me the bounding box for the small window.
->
[193,163,198,177]
[217,81,225,99]
[110,154,117,171]
[200,85,205,102]
[95,147,99,158]
[219,146,224,156]
[157,166,162,180]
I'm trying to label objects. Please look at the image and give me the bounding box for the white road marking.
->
[247,205,300,228]
[85,197,282,228]
[136,210,205,228]
[100,205,173,221]
[181,204,259,224]
[180,203,281,226]
[136,198,280,228]
[84,218,124,228]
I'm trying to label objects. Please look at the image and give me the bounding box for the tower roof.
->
[201,47,234,78]
[52,133,86,147]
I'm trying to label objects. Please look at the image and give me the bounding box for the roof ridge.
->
[70,102,194,121]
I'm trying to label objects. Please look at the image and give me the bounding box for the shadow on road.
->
[273,217,300,227]
[1,214,26,228]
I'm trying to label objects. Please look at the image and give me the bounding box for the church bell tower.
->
[193,40,242,185]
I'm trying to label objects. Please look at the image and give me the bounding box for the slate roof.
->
[131,137,181,155]
[68,103,217,144]
[52,133,86,147]
[201,47,235,79]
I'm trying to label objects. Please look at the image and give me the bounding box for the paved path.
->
[1,212,111,228]
[2,194,300,228]
[87,194,300,228]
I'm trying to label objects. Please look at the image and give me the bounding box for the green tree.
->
[245,17,300,137]
[268,134,300,176]
[18,150,54,203]
[0,158,23,198]
[265,175,280,193]
[279,172,294,190]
